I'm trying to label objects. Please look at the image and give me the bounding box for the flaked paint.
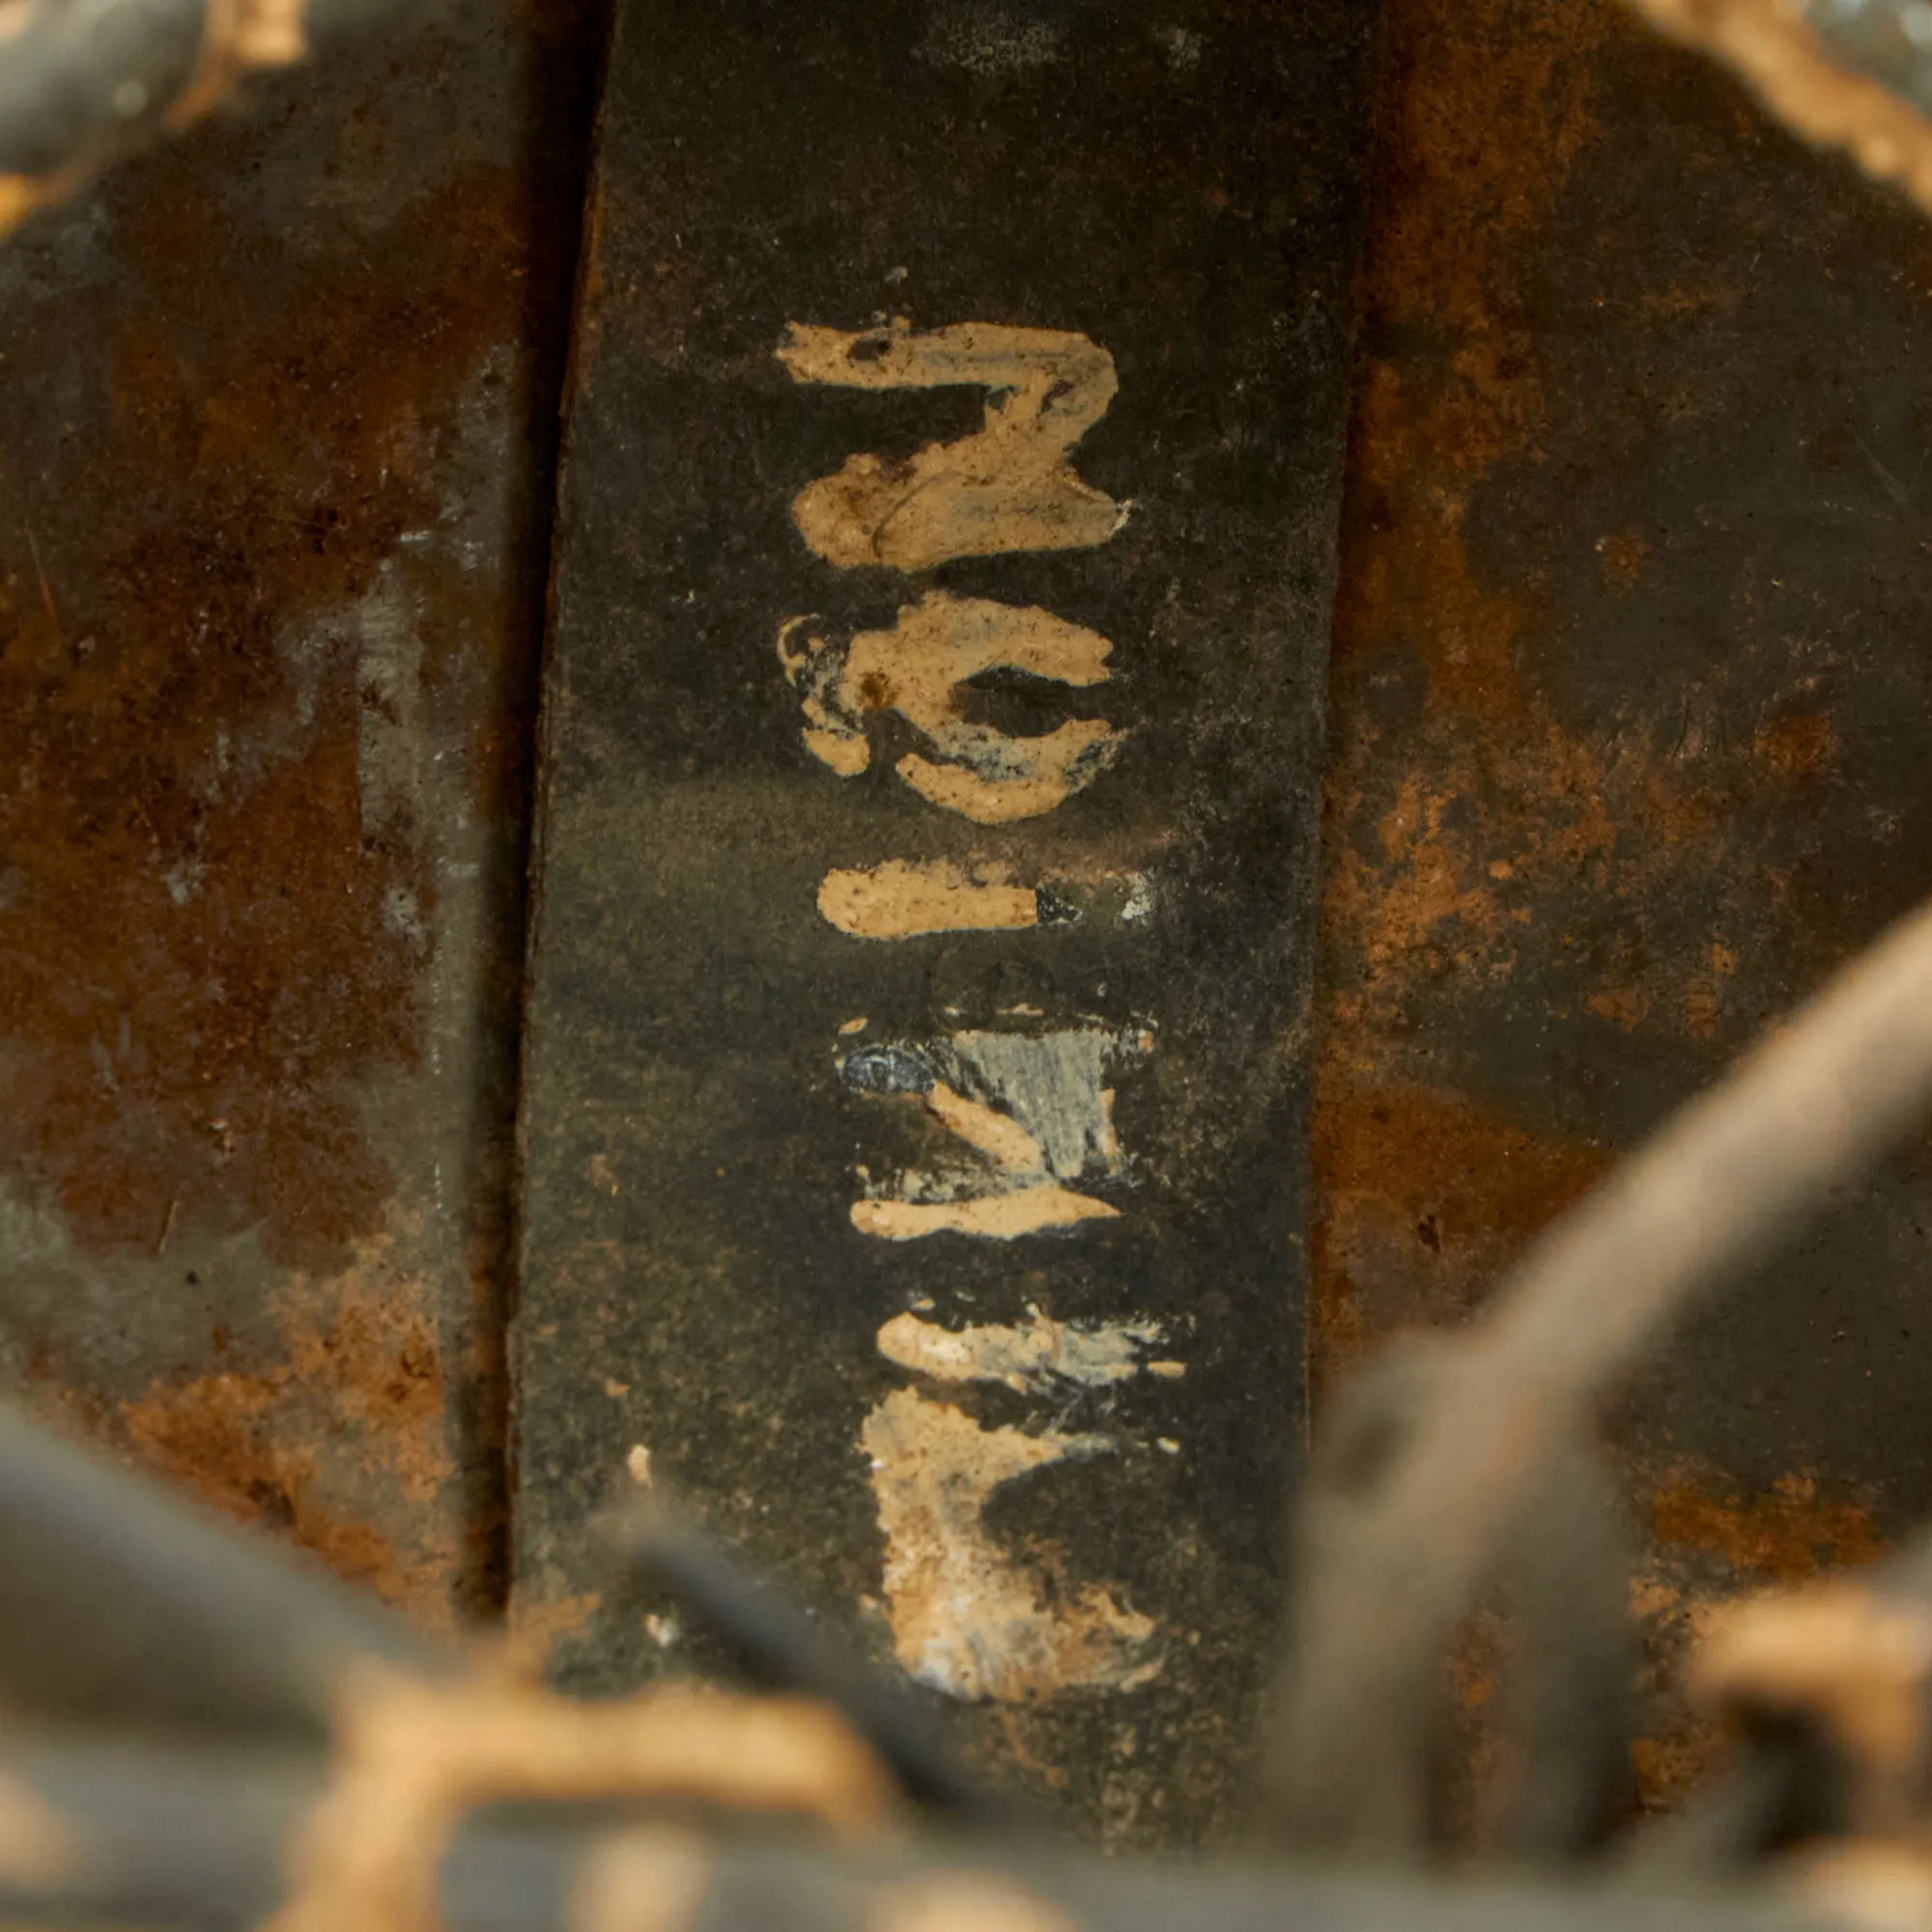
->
[780,592,1123,824]
[777,320,1124,568]
[861,1385,1156,1700]
[849,1026,1137,1240]
[876,1307,1175,1393]
[952,1028,1123,1181]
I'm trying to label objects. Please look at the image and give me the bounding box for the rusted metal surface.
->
[0,0,606,1624]
[1317,0,1932,1818]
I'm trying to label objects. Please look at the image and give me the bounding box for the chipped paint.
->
[877,1307,1175,1393]
[777,320,1124,568]
[862,1386,1156,1699]
[819,860,1039,939]
[846,1027,1138,1240]
[780,593,1123,823]
[952,1029,1123,1180]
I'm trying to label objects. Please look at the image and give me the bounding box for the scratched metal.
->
[0,0,605,1628]
[1317,0,1932,1819]
[514,0,1375,1847]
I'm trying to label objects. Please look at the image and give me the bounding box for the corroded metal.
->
[1318,0,1932,1819]
[0,0,606,1626]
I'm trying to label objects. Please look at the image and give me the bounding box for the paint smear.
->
[780,592,1123,824]
[820,863,1151,938]
[877,1307,1174,1393]
[853,1185,1118,1240]
[862,1386,1157,1699]
[819,860,1038,939]
[777,319,1125,568]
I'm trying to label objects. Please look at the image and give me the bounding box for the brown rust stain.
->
[1315,0,1758,1401]
[1319,0,1633,1109]
[0,139,528,1271]
[1650,1469,1884,1581]
[1314,0,1780,1813]
[1629,1726,1728,1814]
[117,1251,456,1620]
[1320,0,1917,1824]
[1311,1072,1612,1397]
[1753,709,1838,781]
[509,1590,604,1656]
[1597,528,1652,591]
[1626,1469,1887,1810]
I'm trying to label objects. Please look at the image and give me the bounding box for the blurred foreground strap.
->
[1626,0,1932,213]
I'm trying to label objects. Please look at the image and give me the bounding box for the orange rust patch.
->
[119,1254,455,1620]
[1649,1470,1884,1583]
[1630,1727,1729,1813]
[0,135,529,1270]
[1753,710,1838,781]
[1316,0,1785,1413]
[1627,1472,1889,1814]
[1362,0,1610,341]
[1586,986,1650,1029]
[1309,1073,1611,1396]
[1596,527,1652,590]
[509,1590,604,1658]
[1629,1565,1734,1811]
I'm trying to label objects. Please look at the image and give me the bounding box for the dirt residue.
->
[1310,1074,1611,1395]
[119,1252,455,1619]
[0,137,529,1269]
